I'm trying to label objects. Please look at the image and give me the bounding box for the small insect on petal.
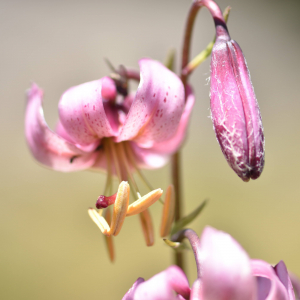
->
[160,185,175,237]
[110,181,130,236]
[88,208,110,235]
[126,189,163,217]
[104,208,115,262]
[139,209,154,246]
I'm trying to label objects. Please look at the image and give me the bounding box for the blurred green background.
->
[1,0,300,298]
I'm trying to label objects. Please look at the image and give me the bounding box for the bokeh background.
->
[1,0,300,298]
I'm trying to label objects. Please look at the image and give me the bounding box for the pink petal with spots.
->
[150,85,194,154]
[58,77,118,150]
[25,83,98,171]
[116,59,185,147]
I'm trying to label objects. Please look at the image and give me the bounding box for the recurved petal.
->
[58,77,118,150]
[132,266,190,300]
[25,83,98,171]
[200,226,256,300]
[149,85,194,154]
[130,142,170,169]
[116,58,185,147]
[251,260,289,300]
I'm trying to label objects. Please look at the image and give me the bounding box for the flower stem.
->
[171,229,201,279]
[172,0,226,273]
[171,151,185,271]
[181,0,227,86]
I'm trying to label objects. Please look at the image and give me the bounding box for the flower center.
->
[97,138,158,209]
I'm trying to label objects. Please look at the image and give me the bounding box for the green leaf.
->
[164,49,176,71]
[171,199,208,236]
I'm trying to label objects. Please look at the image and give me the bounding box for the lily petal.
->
[199,226,256,300]
[25,83,98,171]
[131,266,190,300]
[149,85,195,154]
[251,260,289,300]
[122,278,145,300]
[58,77,118,150]
[273,261,295,300]
[117,58,185,147]
[130,142,170,169]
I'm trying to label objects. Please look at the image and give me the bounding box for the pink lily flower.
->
[25,58,194,255]
[123,227,297,300]
[25,58,194,174]
[209,3,265,181]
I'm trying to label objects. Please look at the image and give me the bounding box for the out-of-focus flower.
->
[122,266,190,300]
[209,12,265,181]
[124,227,298,300]
[190,227,295,300]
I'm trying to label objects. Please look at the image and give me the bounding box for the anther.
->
[139,209,154,246]
[126,188,163,217]
[160,185,175,237]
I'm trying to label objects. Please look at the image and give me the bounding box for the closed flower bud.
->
[210,20,265,181]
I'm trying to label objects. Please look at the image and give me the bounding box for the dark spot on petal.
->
[70,155,79,163]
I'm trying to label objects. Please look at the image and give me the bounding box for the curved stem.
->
[171,229,201,279]
[180,0,229,86]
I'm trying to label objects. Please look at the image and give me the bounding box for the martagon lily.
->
[123,227,298,300]
[25,58,194,252]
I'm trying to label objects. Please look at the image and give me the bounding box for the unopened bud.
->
[210,21,265,181]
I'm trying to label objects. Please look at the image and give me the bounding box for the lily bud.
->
[210,21,265,181]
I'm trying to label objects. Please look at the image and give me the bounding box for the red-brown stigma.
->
[96,193,117,209]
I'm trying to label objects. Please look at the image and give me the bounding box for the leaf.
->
[164,48,176,71]
[171,199,208,236]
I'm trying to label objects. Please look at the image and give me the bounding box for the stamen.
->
[126,188,163,217]
[96,193,117,209]
[125,143,164,205]
[160,184,175,237]
[103,139,113,196]
[107,138,122,182]
[88,208,110,235]
[110,181,130,236]
[139,209,154,246]
[117,142,140,195]
[104,208,115,262]
[125,142,153,191]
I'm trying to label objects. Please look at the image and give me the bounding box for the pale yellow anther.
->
[126,188,163,217]
[104,208,115,262]
[88,181,130,237]
[88,208,110,235]
[139,209,154,246]
[110,181,130,236]
[160,184,175,237]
